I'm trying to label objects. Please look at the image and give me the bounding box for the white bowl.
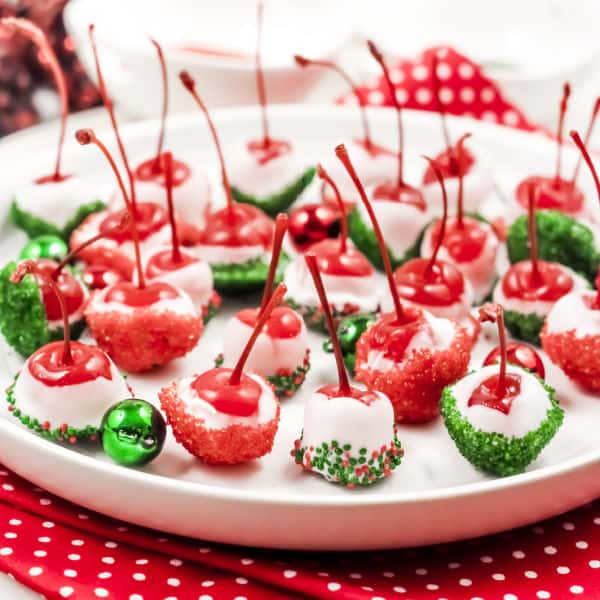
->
[64,0,353,117]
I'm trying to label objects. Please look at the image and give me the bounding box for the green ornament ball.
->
[101,399,166,467]
[323,313,377,374]
[19,235,68,262]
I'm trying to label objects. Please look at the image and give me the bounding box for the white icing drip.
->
[13,355,130,429]
[176,373,277,428]
[452,364,552,438]
[190,243,266,265]
[545,290,600,337]
[221,315,308,375]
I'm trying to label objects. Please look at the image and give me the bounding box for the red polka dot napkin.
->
[0,465,597,599]
[342,46,539,132]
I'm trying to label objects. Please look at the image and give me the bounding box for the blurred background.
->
[1,0,600,138]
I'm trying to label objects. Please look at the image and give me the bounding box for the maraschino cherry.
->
[483,342,545,379]
[469,304,521,415]
[288,202,341,252]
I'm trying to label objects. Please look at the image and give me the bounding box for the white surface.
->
[0,106,598,552]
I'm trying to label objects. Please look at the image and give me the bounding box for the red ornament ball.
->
[288,203,340,252]
[483,342,545,379]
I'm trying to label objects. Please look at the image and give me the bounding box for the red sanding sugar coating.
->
[85,301,202,373]
[541,324,600,391]
[355,319,470,422]
[159,381,280,464]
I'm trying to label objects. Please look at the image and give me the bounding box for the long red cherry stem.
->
[88,24,137,207]
[230,283,286,385]
[11,260,72,364]
[52,212,130,279]
[317,163,347,253]
[527,181,540,285]
[76,128,146,289]
[294,55,372,149]
[2,18,68,182]
[554,82,570,187]
[180,70,234,218]
[571,97,600,185]
[479,303,507,397]
[430,53,452,153]
[255,1,271,148]
[162,151,181,263]
[455,133,472,228]
[336,143,405,323]
[305,253,351,396]
[259,213,287,314]
[150,37,168,170]
[368,40,404,187]
[423,156,448,278]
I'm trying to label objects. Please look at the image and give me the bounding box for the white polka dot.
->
[412,65,429,81]
[28,567,42,576]
[4,532,17,539]
[349,573,363,579]
[42,521,54,528]
[395,89,408,105]
[129,596,143,600]
[480,555,493,563]
[563,521,575,530]
[241,558,254,565]
[101,557,114,565]
[2,484,14,491]
[201,581,214,588]
[59,588,74,598]
[68,554,80,561]
[576,540,588,549]
[426,583,439,590]
[382,571,395,578]
[39,498,52,506]
[236,577,248,585]
[570,585,584,594]
[459,578,472,587]
[492,573,506,581]
[393,587,406,594]
[33,550,46,558]
[327,583,341,592]
[64,569,77,578]
[448,562,461,569]
[105,541,118,548]
[167,578,180,587]
[415,567,428,575]
[98,572,111,579]
[132,573,145,581]
[198,547,212,553]
[544,546,557,555]
[480,87,495,103]
[536,592,551,599]
[78,514,89,520]
[525,570,538,579]
[318,572,329,577]
[594,517,600,525]
[234,597,247,600]
[361,588,374,592]
[169,558,183,566]
[436,62,452,80]
[504,595,518,600]
[482,110,498,122]
[94,590,109,598]
[503,110,519,126]
[37,537,51,543]
[283,570,297,578]
[135,559,148,565]
[71,540,84,546]
[0,547,12,556]
[390,69,404,84]
[458,63,474,79]
[8,519,21,526]
[512,550,526,559]
[439,87,454,105]
[589,560,600,568]
[557,566,570,574]
[415,88,432,105]
[198,596,212,600]
[368,90,384,105]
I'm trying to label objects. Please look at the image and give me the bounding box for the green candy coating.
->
[19,235,68,261]
[101,399,166,467]
[507,210,599,282]
[440,371,563,476]
[503,309,546,346]
[231,166,316,216]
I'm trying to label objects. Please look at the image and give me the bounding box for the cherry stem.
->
[571,97,600,185]
[162,151,181,263]
[423,156,448,278]
[180,70,234,216]
[2,18,68,181]
[294,54,372,148]
[455,133,472,228]
[11,260,72,365]
[479,303,507,397]
[76,128,145,289]
[255,1,270,148]
[52,212,130,279]
[336,143,405,322]
[230,283,286,385]
[554,82,570,187]
[368,40,403,187]
[317,163,347,253]
[259,213,287,314]
[150,38,168,170]
[430,52,452,153]
[89,24,137,208]
[305,253,351,396]
[527,181,540,285]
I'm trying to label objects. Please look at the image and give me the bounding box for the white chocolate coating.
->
[190,243,266,265]
[545,290,600,337]
[451,364,552,438]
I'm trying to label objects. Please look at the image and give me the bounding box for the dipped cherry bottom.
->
[354,308,471,423]
[84,280,202,373]
[542,290,600,391]
[159,368,280,465]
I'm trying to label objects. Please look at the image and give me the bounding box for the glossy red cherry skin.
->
[135,156,191,187]
[82,265,124,290]
[145,250,198,278]
[502,261,573,302]
[483,343,545,379]
[28,341,112,387]
[104,281,179,308]
[35,259,85,321]
[191,368,261,417]
[515,175,584,215]
[467,373,522,415]
[237,306,303,339]
[288,203,341,252]
[394,258,465,307]
[316,383,378,405]
[309,238,374,277]
[422,144,475,184]
[100,203,168,244]
[428,216,489,263]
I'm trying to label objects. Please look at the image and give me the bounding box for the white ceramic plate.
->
[0,105,599,551]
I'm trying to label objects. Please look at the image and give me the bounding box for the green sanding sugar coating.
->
[231,166,316,217]
[293,435,403,487]
[347,208,422,271]
[211,252,289,294]
[503,309,546,346]
[10,199,106,241]
[440,374,563,476]
[507,210,599,282]
[6,375,100,443]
